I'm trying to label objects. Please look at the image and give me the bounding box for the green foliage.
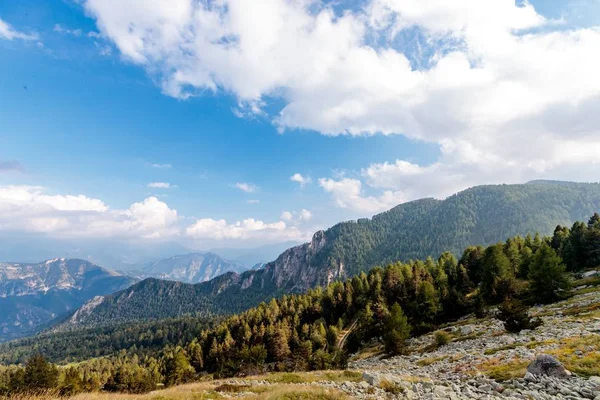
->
[434,331,451,347]
[481,244,514,302]
[384,303,412,355]
[163,347,195,386]
[496,298,542,333]
[473,291,487,319]
[528,243,571,303]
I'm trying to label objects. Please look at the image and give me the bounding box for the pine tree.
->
[383,303,411,355]
[528,243,571,303]
[23,355,58,391]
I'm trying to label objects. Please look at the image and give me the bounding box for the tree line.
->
[1,214,599,396]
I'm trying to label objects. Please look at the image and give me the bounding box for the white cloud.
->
[281,209,312,223]
[151,163,172,169]
[186,217,305,241]
[148,182,172,189]
[290,173,312,187]
[319,177,405,214]
[54,24,82,36]
[235,182,258,193]
[0,18,38,41]
[0,185,178,239]
[85,0,600,199]
[247,199,260,204]
[280,211,293,221]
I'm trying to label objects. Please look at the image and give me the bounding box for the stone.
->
[527,354,570,378]
[460,325,474,335]
[590,376,600,385]
[583,270,600,278]
[358,381,370,390]
[362,372,380,386]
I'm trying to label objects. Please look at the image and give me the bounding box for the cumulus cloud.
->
[235,182,258,193]
[319,178,405,213]
[186,217,306,241]
[0,18,38,41]
[0,185,178,239]
[148,182,172,189]
[290,173,312,187]
[281,209,312,222]
[84,0,600,202]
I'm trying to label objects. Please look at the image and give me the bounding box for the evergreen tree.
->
[23,355,58,391]
[481,244,513,302]
[163,348,195,386]
[528,243,571,303]
[383,303,411,355]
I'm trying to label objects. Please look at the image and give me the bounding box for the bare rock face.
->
[527,354,570,378]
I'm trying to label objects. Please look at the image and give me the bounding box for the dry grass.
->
[1,382,350,400]
[474,358,529,381]
[483,339,555,356]
[549,335,600,377]
[416,355,447,367]
[378,379,405,395]
[250,370,362,384]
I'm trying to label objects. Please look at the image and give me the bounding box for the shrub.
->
[434,331,451,347]
[496,298,542,333]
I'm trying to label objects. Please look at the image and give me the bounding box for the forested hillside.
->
[2,213,598,396]
[56,181,600,331]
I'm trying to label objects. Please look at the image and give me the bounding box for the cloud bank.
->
[83,0,600,211]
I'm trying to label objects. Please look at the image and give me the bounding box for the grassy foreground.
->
[3,371,359,400]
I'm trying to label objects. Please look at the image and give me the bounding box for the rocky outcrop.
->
[527,354,570,378]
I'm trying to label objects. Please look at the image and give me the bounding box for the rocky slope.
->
[129,252,247,284]
[208,284,600,399]
[0,259,135,342]
[60,181,600,330]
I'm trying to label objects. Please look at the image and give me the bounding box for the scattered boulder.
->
[362,372,380,386]
[527,354,570,378]
[460,325,474,335]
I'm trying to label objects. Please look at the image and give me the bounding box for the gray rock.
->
[460,325,474,335]
[362,372,380,386]
[527,354,570,378]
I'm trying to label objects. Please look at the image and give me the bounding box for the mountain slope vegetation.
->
[57,181,600,330]
[2,212,598,396]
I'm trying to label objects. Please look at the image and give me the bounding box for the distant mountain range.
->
[123,252,250,284]
[55,181,600,331]
[0,259,135,342]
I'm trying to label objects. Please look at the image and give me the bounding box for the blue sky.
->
[1,0,599,256]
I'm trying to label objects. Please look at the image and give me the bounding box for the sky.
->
[1,0,600,257]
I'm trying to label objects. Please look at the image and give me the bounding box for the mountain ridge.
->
[0,258,136,342]
[55,181,600,331]
[124,252,247,284]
